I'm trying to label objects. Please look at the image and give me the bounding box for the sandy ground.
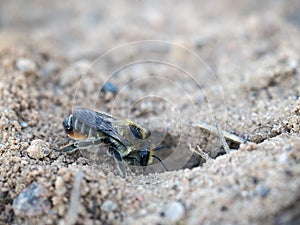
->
[1,0,300,224]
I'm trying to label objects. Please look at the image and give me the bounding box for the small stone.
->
[13,182,49,216]
[256,185,270,198]
[101,81,118,102]
[278,153,289,164]
[16,58,37,75]
[2,58,13,68]
[27,139,50,159]
[19,121,28,128]
[55,176,66,195]
[165,201,185,223]
[0,116,10,129]
[240,142,257,151]
[101,200,118,212]
[101,81,118,95]
[220,205,228,211]
[40,61,59,77]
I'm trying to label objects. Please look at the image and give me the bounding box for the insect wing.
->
[72,108,131,146]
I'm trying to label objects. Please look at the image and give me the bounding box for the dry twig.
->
[214,117,231,153]
[65,170,84,225]
[188,144,212,161]
[193,120,246,146]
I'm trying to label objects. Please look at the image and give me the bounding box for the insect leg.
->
[54,142,77,152]
[111,149,126,178]
[73,138,103,148]
[123,156,142,167]
[54,138,105,152]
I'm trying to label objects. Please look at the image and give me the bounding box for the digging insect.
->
[55,108,168,177]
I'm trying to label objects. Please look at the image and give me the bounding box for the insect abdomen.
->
[73,117,98,139]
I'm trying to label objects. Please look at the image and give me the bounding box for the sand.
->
[0,1,300,224]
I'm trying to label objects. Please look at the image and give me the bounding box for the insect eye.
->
[139,150,149,166]
[62,115,73,133]
[66,125,72,131]
[129,124,143,139]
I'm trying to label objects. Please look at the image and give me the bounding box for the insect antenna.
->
[152,145,170,171]
[153,145,170,151]
[152,155,169,171]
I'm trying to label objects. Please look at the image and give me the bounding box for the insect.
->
[55,108,168,177]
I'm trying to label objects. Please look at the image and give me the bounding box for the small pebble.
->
[40,61,59,77]
[165,201,185,223]
[101,82,118,101]
[27,139,50,159]
[256,185,270,198]
[101,200,118,212]
[16,58,37,75]
[19,121,28,128]
[55,176,66,195]
[101,82,118,95]
[220,205,228,211]
[278,153,289,164]
[13,182,49,216]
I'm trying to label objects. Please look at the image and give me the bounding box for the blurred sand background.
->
[0,0,300,224]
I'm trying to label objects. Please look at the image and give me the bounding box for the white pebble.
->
[16,58,37,74]
[27,139,50,159]
[101,200,118,212]
[165,201,185,223]
[13,182,49,216]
